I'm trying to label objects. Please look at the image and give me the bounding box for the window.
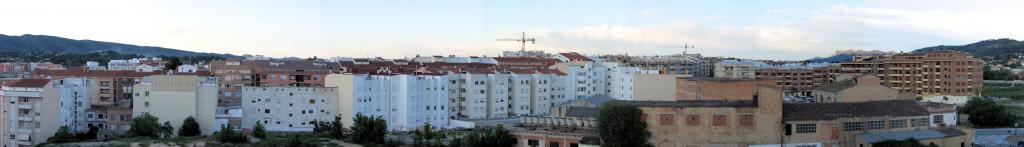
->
[549,142,559,147]
[867,120,885,130]
[843,122,864,131]
[712,114,728,126]
[659,114,674,126]
[889,119,907,128]
[265,109,271,114]
[738,114,754,127]
[686,114,701,126]
[933,115,944,125]
[911,118,929,127]
[795,124,816,133]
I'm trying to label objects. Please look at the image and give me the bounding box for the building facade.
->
[2,79,59,146]
[132,75,218,136]
[241,86,338,132]
[326,73,450,131]
[839,51,984,104]
[714,60,758,79]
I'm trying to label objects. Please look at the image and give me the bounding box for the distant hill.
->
[913,38,1024,58]
[0,34,236,57]
[805,54,853,63]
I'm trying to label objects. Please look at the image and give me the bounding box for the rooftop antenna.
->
[497,32,536,52]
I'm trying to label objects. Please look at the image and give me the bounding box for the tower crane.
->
[496,32,536,52]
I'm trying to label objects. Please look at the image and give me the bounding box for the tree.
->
[161,121,175,138]
[963,98,1018,127]
[350,113,387,144]
[164,57,183,70]
[314,115,345,138]
[47,126,76,143]
[215,124,248,143]
[464,125,515,147]
[179,116,202,137]
[597,102,652,147]
[252,122,267,139]
[129,114,163,138]
[74,126,99,141]
[412,123,445,147]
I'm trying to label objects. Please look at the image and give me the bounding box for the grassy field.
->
[983,83,1024,99]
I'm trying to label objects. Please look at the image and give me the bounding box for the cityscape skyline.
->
[1,0,1022,60]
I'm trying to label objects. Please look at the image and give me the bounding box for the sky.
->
[0,0,1021,60]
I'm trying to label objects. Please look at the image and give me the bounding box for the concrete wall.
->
[643,85,784,147]
[634,74,689,101]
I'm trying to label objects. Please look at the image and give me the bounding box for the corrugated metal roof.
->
[857,128,965,143]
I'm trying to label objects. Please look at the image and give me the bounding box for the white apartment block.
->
[241,86,338,132]
[326,74,450,131]
[132,75,218,136]
[553,60,655,101]
[2,79,59,146]
[444,69,570,120]
[55,78,96,133]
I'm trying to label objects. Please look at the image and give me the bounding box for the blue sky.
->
[1,0,1021,60]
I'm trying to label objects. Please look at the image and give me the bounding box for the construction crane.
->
[497,32,536,52]
[659,43,695,54]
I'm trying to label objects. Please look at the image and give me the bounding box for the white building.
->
[2,79,61,146]
[107,60,137,71]
[55,78,96,133]
[713,60,758,79]
[176,64,199,73]
[241,86,338,132]
[135,64,162,72]
[443,69,570,120]
[85,61,105,70]
[552,53,657,101]
[325,73,450,131]
[132,75,218,136]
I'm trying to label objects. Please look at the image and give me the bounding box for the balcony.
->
[18,115,32,121]
[17,104,31,109]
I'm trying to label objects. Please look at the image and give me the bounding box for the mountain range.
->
[0,34,235,57]
[809,38,1024,62]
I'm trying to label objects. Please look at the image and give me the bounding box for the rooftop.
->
[3,79,51,88]
[783,100,929,121]
[857,128,966,143]
[619,100,758,108]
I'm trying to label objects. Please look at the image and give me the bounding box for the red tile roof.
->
[4,79,51,88]
[559,52,593,62]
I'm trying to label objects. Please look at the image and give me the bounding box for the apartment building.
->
[552,53,658,101]
[839,50,984,104]
[811,74,907,103]
[209,59,253,129]
[633,74,691,101]
[325,73,450,131]
[600,54,712,76]
[713,60,758,79]
[32,69,168,136]
[1,79,84,146]
[251,60,343,87]
[132,75,218,136]
[623,84,785,147]
[755,64,842,97]
[241,86,338,132]
[782,100,971,147]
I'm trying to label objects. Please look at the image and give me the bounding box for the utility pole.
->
[497,32,536,52]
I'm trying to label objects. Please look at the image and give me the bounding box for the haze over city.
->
[1,0,1022,60]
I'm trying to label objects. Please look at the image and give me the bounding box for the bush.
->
[215,124,248,143]
[350,113,387,144]
[313,115,344,138]
[47,126,99,143]
[161,121,174,138]
[464,125,515,147]
[252,122,266,139]
[128,114,164,138]
[179,116,201,137]
[964,98,1019,127]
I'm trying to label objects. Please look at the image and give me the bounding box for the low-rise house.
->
[810,74,906,103]
[782,100,972,147]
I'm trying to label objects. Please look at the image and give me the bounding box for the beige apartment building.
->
[2,79,59,146]
[632,74,690,101]
[811,74,908,103]
[755,66,842,97]
[713,60,757,79]
[132,75,219,136]
[839,50,984,104]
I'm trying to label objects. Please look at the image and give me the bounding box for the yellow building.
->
[132,75,218,136]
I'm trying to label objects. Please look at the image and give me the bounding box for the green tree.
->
[350,113,387,144]
[47,126,76,143]
[464,125,515,147]
[179,116,202,137]
[161,121,175,138]
[412,123,445,147]
[597,102,652,147]
[74,126,99,141]
[314,115,345,138]
[964,98,1019,127]
[164,57,183,70]
[252,122,267,139]
[215,124,248,143]
[129,114,163,138]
